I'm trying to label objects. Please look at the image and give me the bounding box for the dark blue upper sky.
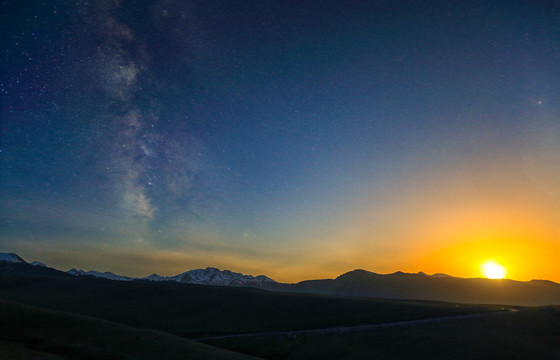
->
[1,1,559,281]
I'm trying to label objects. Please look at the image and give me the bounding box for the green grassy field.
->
[207,308,560,359]
[0,300,261,360]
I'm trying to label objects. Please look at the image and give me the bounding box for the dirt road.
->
[194,310,512,341]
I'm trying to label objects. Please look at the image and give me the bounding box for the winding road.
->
[194,309,515,342]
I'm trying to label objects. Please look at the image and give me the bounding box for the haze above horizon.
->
[1,1,559,283]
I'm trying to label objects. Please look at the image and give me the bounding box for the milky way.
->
[76,0,207,229]
[1,1,559,282]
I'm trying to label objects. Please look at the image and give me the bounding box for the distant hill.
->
[0,252,26,263]
[0,261,491,339]
[0,257,72,278]
[268,269,560,306]
[0,252,275,286]
[67,266,276,286]
[2,252,559,306]
[167,267,276,286]
[1,254,271,287]
[67,268,136,281]
[30,261,47,267]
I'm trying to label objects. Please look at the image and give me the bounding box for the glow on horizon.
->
[3,124,559,284]
[480,260,507,279]
[2,1,559,289]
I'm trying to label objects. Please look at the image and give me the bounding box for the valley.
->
[1,255,558,359]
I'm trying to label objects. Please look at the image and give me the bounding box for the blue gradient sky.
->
[1,1,559,282]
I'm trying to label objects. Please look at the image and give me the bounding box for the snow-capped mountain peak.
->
[142,273,168,282]
[171,267,276,286]
[67,268,134,281]
[0,252,26,263]
[30,261,47,267]
[66,266,276,286]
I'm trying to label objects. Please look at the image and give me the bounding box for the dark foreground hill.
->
[2,261,558,360]
[0,262,497,339]
[268,270,560,306]
[0,300,260,360]
[208,306,560,360]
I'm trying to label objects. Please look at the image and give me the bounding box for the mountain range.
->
[1,252,559,306]
[268,269,560,306]
[0,252,26,263]
[67,266,276,286]
[0,252,275,287]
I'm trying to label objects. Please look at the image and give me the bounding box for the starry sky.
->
[1,0,559,282]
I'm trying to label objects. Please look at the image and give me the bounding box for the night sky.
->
[1,1,559,282]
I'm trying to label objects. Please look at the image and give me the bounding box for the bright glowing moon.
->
[480,260,507,279]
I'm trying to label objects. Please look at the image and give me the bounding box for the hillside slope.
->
[0,300,261,360]
[0,262,496,339]
[271,270,560,306]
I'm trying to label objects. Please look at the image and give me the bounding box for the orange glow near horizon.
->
[413,235,559,283]
[480,260,507,279]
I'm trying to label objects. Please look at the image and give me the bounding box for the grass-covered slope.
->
[0,263,497,338]
[208,307,560,360]
[0,300,261,360]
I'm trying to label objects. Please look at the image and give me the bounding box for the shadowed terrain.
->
[207,307,560,360]
[0,262,493,338]
[269,269,560,306]
[1,261,558,359]
[0,300,261,360]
